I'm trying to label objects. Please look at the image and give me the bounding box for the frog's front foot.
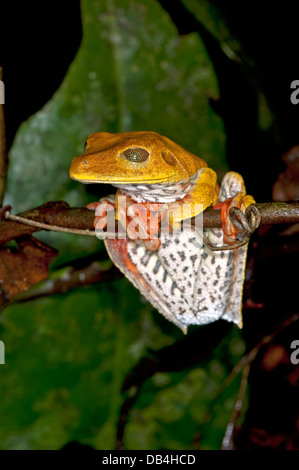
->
[86,197,116,229]
[126,199,164,251]
[88,195,165,251]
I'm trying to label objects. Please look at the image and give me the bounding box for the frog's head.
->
[69,131,207,185]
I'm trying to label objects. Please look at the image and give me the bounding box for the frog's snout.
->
[69,155,87,181]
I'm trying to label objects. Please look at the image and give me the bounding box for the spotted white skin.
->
[113,172,200,203]
[105,171,247,333]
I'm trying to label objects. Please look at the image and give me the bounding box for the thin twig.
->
[221,364,250,450]
[0,201,95,245]
[4,211,97,236]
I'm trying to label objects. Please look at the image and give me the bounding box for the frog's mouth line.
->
[70,175,186,185]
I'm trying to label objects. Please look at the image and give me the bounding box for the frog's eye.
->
[121,147,149,163]
[84,140,88,151]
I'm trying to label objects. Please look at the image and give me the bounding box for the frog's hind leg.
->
[193,238,247,328]
[104,238,189,332]
[196,172,250,328]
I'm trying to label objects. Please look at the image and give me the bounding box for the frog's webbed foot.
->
[210,172,258,250]
[124,198,165,251]
[87,194,164,250]
[86,195,116,229]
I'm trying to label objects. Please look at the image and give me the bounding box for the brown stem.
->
[0,201,94,245]
[202,202,299,228]
[0,201,298,246]
[221,364,250,450]
[5,211,97,236]
[8,261,121,306]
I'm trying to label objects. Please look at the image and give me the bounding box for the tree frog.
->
[70,131,254,333]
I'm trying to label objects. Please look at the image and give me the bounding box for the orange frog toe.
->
[214,193,255,246]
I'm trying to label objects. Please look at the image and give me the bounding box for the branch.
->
[0,201,94,244]
[221,364,250,450]
[9,260,121,306]
[0,201,298,246]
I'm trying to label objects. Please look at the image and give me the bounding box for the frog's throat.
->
[113,172,199,203]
